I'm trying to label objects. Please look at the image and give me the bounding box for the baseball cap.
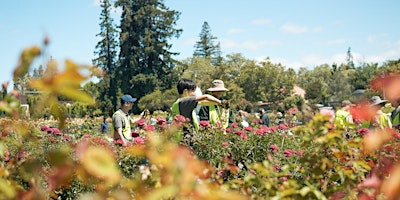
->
[121,94,137,103]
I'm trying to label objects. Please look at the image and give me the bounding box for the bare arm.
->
[196,94,222,106]
[115,127,126,144]
[130,111,146,124]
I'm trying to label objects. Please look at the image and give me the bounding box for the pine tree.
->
[93,0,119,114]
[193,21,222,66]
[116,0,182,112]
[346,47,355,69]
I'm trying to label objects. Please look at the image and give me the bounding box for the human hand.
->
[220,100,230,108]
[140,109,150,118]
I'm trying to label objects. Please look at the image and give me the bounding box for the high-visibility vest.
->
[112,109,132,141]
[378,113,391,129]
[391,109,400,126]
[334,109,350,126]
[209,105,230,129]
[171,99,199,130]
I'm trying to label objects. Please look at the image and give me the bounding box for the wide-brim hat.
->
[370,96,387,106]
[207,80,229,92]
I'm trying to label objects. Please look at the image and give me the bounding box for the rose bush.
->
[3,112,400,199]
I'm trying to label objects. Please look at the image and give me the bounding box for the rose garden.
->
[0,46,400,200]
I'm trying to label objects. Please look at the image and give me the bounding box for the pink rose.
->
[156,116,166,125]
[222,142,230,147]
[40,125,48,131]
[234,130,244,136]
[256,129,266,135]
[174,115,186,123]
[199,120,211,127]
[295,151,304,157]
[283,149,294,157]
[137,119,146,127]
[52,128,62,136]
[115,139,124,145]
[231,122,238,128]
[244,126,253,132]
[144,124,155,131]
[134,137,145,145]
[269,144,278,153]
[278,124,287,130]
[4,150,10,157]
[357,128,369,136]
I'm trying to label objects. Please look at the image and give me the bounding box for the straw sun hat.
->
[206,80,229,92]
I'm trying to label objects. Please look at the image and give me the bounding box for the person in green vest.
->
[334,100,354,128]
[370,96,392,129]
[112,94,144,145]
[198,80,234,129]
[391,98,400,129]
[171,78,224,132]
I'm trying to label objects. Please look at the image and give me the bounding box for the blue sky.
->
[1,0,400,87]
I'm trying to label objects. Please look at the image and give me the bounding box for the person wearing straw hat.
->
[198,80,234,129]
[370,96,392,129]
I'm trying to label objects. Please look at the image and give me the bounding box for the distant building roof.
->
[352,89,366,95]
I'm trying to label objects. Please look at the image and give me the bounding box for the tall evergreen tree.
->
[116,0,182,112]
[346,47,355,70]
[193,21,222,66]
[93,0,119,115]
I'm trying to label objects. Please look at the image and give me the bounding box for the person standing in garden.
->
[390,97,400,129]
[275,112,285,125]
[112,94,144,145]
[198,80,234,129]
[334,100,354,127]
[258,108,270,127]
[370,96,392,129]
[100,116,109,134]
[171,78,224,130]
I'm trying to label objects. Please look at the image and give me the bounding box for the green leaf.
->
[355,160,372,171]
[299,186,311,196]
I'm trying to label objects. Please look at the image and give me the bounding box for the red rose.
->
[156,116,166,125]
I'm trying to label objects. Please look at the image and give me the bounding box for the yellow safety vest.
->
[171,99,199,130]
[112,109,132,141]
[378,113,391,129]
[209,106,230,129]
[334,109,350,127]
[391,110,400,126]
